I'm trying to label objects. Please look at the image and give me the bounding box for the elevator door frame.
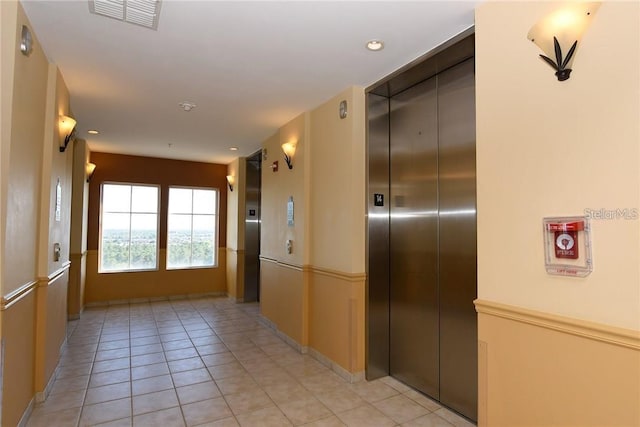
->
[365,29,477,421]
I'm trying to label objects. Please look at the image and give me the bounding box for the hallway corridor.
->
[26,296,473,427]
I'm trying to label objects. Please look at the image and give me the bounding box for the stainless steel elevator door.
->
[366,93,391,379]
[244,151,261,302]
[387,59,477,421]
[438,58,477,419]
[389,77,440,399]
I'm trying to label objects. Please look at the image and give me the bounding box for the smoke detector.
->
[89,0,162,30]
[178,102,196,112]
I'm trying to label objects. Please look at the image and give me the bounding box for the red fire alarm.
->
[548,221,583,259]
[543,216,592,277]
[272,160,278,172]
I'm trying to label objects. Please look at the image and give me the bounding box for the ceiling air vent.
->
[89,0,162,30]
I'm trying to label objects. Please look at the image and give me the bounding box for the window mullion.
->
[190,190,195,266]
[128,185,133,269]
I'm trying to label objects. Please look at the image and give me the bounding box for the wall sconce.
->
[226,175,235,191]
[527,2,600,81]
[281,141,297,170]
[59,115,77,152]
[86,162,96,182]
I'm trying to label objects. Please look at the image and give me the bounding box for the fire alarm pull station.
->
[543,216,592,277]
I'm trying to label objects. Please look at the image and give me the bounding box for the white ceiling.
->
[21,0,478,164]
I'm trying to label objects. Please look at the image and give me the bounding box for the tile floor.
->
[26,296,475,427]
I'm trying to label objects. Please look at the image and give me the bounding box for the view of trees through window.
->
[100,184,159,272]
[167,187,217,269]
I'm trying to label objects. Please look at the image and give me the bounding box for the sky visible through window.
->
[102,184,158,230]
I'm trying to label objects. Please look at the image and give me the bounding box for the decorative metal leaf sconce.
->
[528,2,600,81]
[538,37,577,81]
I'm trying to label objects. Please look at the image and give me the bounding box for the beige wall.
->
[1,2,48,425]
[0,2,74,424]
[476,301,639,427]
[226,157,245,300]
[85,152,229,303]
[226,249,243,302]
[67,253,85,319]
[259,113,310,347]
[34,63,73,400]
[226,158,244,253]
[3,2,48,296]
[39,66,73,277]
[260,259,307,345]
[309,87,366,274]
[476,2,640,425]
[85,248,227,301]
[0,0,18,332]
[35,270,69,396]
[261,113,309,266]
[259,88,367,376]
[308,269,365,373]
[68,139,91,318]
[307,87,366,373]
[2,293,36,427]
[476,1,639,331]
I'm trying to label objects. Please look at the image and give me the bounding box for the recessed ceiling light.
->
[366,40,384,51]
[88,130,99,135]
[230,147,238,151]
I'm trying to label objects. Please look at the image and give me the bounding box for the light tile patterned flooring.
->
[27,297,475,427]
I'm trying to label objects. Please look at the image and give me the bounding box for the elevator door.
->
[389,77,440,398]
[244,151,261,302]
[388,58,477,420]
[437,59,477,417]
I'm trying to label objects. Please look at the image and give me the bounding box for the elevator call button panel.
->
[287,196,294,226]
[543,216,592,277]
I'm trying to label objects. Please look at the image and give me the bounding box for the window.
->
[100,183,159,272]
[167,187,218,269]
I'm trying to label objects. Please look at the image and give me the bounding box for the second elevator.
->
[367,33,477,421]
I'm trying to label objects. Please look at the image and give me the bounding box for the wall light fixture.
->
[527,2,600,81]
[59,115,77,152]
[86,162,96,182]
[226,175,235,191]
[281,141,297,170]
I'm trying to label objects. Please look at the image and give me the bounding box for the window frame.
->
[98,181,161,274]
[166,185,220,270]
